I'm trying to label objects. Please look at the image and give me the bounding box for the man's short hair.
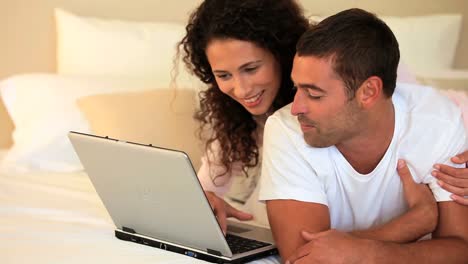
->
[297,8,400,98]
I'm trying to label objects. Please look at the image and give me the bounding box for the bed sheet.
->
[0,148,7,162]
[0,167,279,263]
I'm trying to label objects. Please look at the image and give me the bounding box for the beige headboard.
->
[1,0,467,148]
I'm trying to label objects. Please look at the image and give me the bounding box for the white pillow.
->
[0,74,167,173]
[55,8,200,89]
[308,14,462,74]
[382,14,462,74]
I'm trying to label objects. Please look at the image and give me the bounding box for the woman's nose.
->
[232,77,253,99]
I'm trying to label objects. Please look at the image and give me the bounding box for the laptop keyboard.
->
[226,234,271,254]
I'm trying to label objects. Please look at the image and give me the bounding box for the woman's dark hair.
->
[179,0,308,177]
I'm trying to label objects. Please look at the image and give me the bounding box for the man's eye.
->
[306,90,323,99]
[308,94,322,100]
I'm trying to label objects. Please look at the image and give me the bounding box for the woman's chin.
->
[247,105,270,116]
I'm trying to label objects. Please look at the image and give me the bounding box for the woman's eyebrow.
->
[238,60,262,70]
[212,60,262,73]
[212,69,228,74]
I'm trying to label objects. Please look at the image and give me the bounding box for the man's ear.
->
[356,76,383,109]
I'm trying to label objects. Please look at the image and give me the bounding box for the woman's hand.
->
[432,151,468,206]
[204,191,253,235]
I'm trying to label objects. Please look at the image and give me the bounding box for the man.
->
[259,8,468,263]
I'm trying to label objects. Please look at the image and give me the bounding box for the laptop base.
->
[115,229,278,263]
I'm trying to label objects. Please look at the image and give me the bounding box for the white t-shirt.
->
[259,83,467,231]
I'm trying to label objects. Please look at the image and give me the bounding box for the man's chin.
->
[304,136,333,148]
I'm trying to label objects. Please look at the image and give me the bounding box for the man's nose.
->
[291,89,307,116]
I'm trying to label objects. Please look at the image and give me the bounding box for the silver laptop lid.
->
[69,132,233,257]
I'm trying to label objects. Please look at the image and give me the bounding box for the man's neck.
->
[336,101,395,174]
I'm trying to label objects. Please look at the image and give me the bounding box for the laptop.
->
[68,131,277,263]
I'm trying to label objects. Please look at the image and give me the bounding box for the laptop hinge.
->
[206,248,222,256]
[122,226,136,234]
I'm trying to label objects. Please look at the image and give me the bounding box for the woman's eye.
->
[245,66,258,73]
[216,73,231,80]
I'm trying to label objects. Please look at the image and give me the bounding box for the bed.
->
[0,152,280,263]
[1,1,467,263]
[0,160,274,263]
[1,161,174,263]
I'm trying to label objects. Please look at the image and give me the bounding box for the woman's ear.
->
[356,76,383,109]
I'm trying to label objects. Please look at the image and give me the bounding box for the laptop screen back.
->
[69,132,232,257]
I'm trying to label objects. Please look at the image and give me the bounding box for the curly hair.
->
[179,0,308,177]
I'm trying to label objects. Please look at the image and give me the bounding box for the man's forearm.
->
[367,237,468,264]
[351,204,437,243]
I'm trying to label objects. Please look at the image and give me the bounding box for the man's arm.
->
[260,114,332,260]
[369,201,468,263]
[285,201,468,264]
[266,199,330,260]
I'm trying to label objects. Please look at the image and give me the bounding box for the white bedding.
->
[0,164,279,263]
[0,149,7,162]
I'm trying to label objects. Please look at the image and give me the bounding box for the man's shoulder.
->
[267,103,300,133]
[394,82,462,125]
[271,103,294,120]
[394,83,466,182]
[395,82,464,142]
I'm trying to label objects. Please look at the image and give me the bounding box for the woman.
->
[179,0,468,237]
[179,0,306,232]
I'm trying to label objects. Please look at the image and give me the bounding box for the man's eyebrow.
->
[296,83,326,93]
